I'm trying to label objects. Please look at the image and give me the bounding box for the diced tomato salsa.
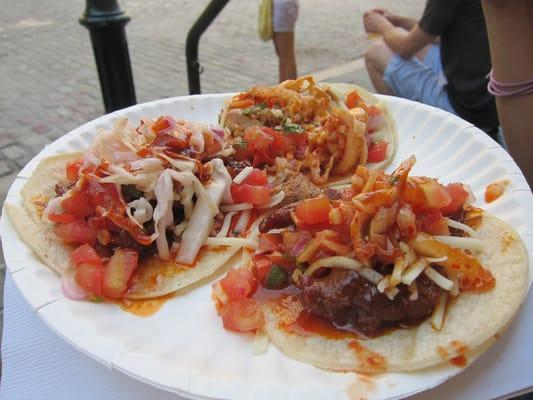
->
[236,126,307,168]
[50,164,147,300]
[367,141,388,163]
[213,266,264,332]
[295,197,331,225]
[230,167,272,205]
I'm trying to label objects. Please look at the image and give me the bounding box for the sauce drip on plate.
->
[120,293,175,317]
[484,179,510,203]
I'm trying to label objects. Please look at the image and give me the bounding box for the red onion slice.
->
[211,127,225,138]
[367,114,386,134]
[207,127,225,146]
[61,274,89,301]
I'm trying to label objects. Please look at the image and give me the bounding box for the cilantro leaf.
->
[242,102,266,116]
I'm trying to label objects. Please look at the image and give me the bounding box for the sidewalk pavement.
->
[0,0,426,332]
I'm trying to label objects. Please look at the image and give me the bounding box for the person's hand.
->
[363,11,391,34]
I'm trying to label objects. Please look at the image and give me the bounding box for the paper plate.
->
[1,94,531,400]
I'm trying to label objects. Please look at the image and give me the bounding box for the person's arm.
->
[363,12,435,59]
[481,0,533,187]
[391,15,417,31]
[371,8,417,31]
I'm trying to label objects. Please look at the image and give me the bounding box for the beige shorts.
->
[272,0,299,32]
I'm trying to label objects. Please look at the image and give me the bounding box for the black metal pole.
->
[80,0,136,113]
[186,0,230,95]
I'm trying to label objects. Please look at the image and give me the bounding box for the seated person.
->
[363,1,499,135]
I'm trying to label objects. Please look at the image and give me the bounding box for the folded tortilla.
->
[324,82,399,175]
[260,210,528,372]
[220,78,397,188]
[5,153,239,299]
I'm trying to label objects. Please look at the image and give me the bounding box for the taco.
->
[324,82,398,173]
[211,156,529,373]
[219,76,398,187]
[5,115,273,301]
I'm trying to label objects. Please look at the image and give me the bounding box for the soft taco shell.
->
[6,153,241,299]
[6,153,83,275]
[261,211,529,373]
[221,80,385,188]
[126,245,240,299]
[324,82,399,173]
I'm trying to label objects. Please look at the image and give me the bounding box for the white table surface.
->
[1,270,532,400]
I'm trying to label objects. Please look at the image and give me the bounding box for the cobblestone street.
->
[0,0,426,335]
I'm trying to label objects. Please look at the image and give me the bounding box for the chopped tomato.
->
[75,263,104,296]
[231,183,271,205]
[253,255,273,285]
[295,197,331,225]
[151,116,176,134]
[270,131,290,156]
[47,213,77,224]
[220,299,264,332]
[243,169,268,186]
[261,127,291,157]
[239,125,303,167]
[419,209,450,235]
[54,220,97,245]
[420,181,451,209]
[66,159,83,182]
[70,244,102,267]
[346,90,362,109]
[252,150,275,167]
[258,233,282,252]
[82,178,120,209]
[245,127,274,154]
[61,191,94,218]
[220,268,258,301]
[484,179,509,204]
[367,141,388,163]
[441,183,469,215]
[102,249,139,299]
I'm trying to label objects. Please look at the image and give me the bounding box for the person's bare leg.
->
[273,32,297,82]
[364,41,394,95]
[365,40,435,95]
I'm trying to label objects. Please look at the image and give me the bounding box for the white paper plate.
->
[1,94,532,400]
